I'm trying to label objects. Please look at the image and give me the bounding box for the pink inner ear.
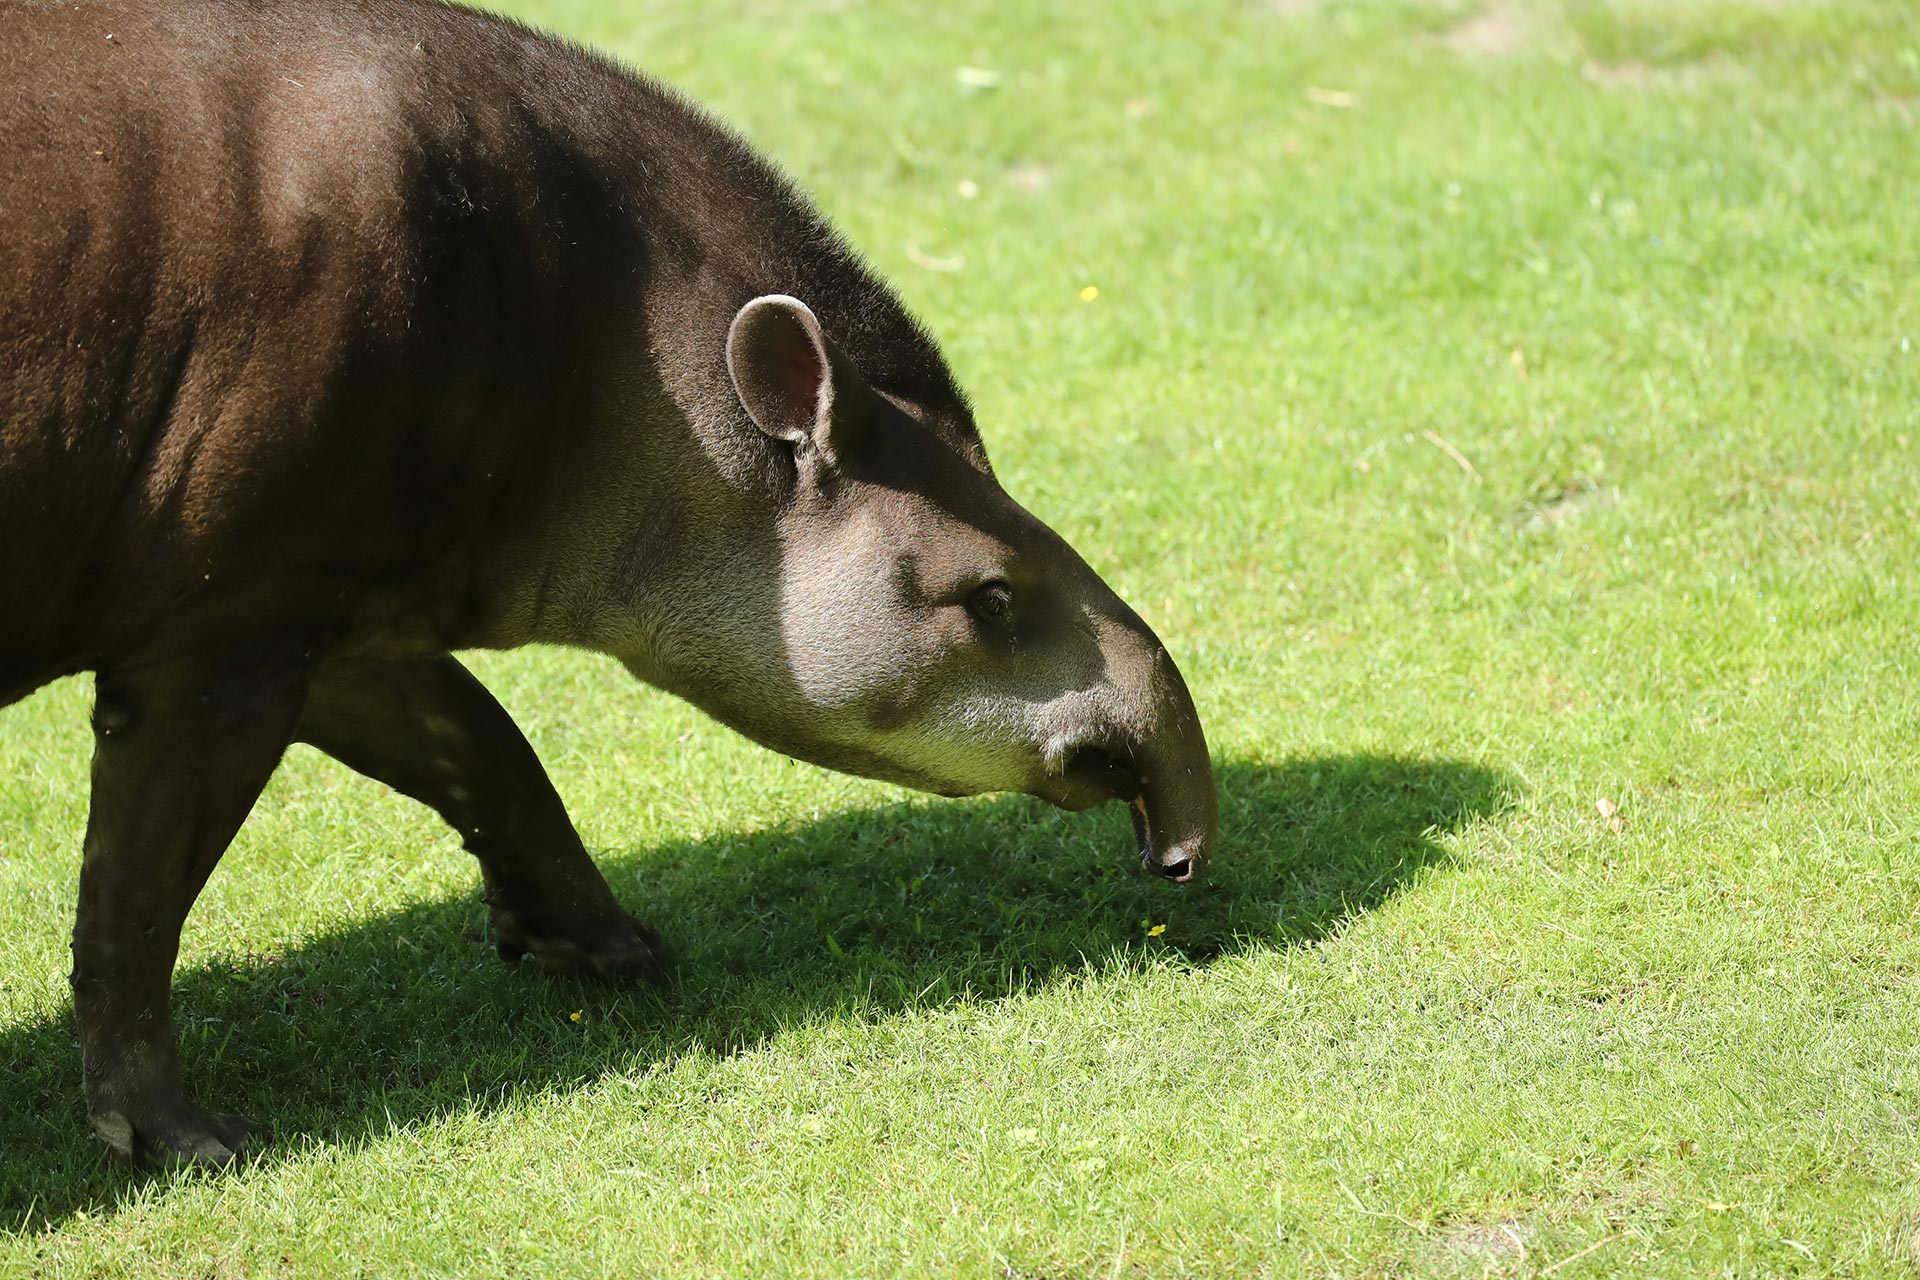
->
[769,325,825,421]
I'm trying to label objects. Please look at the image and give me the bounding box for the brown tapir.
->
[0,0,1217,1166]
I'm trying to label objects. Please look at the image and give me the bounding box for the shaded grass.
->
[0,755,1508,1230]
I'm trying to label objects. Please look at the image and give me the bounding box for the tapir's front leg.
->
[75,655,310,1166]
[296,656,663,982]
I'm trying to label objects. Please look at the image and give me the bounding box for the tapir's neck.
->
[369,27,971,663]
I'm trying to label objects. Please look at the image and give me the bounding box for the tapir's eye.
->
[967,581,1013,624]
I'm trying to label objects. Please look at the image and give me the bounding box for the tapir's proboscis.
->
[0,0,1218,1166]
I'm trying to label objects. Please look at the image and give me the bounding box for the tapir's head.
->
[637,294,1216,881]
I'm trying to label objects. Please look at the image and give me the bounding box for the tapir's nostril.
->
[1156,856,1194,882]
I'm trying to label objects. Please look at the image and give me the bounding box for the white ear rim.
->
[726,293,833,444]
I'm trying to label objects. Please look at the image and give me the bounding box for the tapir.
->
[0,0,1217,1166]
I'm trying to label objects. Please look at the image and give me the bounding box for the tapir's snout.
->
[1038,633,1218,882]
[1134,795,1210,882]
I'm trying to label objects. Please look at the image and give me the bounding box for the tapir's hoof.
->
[90,1098,262,1169]
[492,908,668,984]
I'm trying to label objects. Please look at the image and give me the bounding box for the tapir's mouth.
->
[1050,743,1142,812]
[1044,745,1203,882]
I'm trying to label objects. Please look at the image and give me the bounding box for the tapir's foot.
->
[88,1092,262,1169]
[491,906,668,983]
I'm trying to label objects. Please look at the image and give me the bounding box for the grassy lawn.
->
[3,0,1918,1273]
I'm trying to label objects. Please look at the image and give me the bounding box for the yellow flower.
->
[1079,285,1100,302]
[569,1009,583,1023]
[1147,923,1166,938]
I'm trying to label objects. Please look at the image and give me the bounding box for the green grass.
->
[3,0,1919,1274]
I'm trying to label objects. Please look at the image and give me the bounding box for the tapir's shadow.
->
[0,755,1510,1228]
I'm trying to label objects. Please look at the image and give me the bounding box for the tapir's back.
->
[0,0,620,691]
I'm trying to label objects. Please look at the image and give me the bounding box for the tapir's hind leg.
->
[75,653,309,1166]
[296,655,663,982]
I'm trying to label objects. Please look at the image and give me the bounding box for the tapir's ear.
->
[726,294,869,467]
